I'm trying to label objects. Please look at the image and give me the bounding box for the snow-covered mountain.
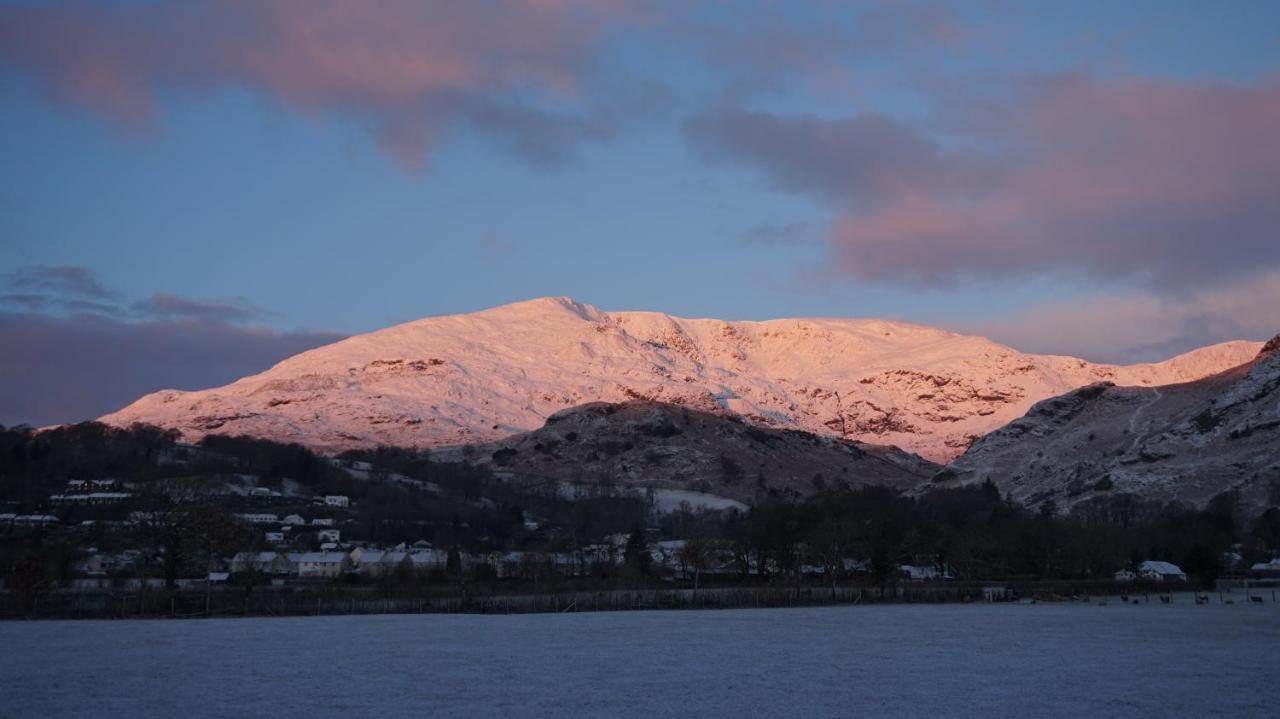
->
[941,336,1280,515]
[100,297,1263,461]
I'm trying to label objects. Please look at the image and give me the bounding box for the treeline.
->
[3,423,1279,594]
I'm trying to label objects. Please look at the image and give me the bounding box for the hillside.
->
[941,336,1280,515]
[101,297,1262,462]
[429,400,938,504]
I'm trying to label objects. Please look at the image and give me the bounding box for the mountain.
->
[940,336,1280,515]
[428,400,938,504]
[100,297,1262,462]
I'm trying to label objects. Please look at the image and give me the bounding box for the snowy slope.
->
[942,336,1280,514]
[100,297,1263,461]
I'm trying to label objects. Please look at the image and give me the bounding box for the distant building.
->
[265,531,286,544]
[295,551,348,578]
[316,529,340,544]
[900,564,950,581]
[1114,569,1137,582]
[1249,558,1280,577]
[323,495,350,508]
[1139,560,1187,582]
[310,517,336,527]
[235,513,280,525]
[282,514,306,526]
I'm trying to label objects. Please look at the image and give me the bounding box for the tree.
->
[623,528,651,577]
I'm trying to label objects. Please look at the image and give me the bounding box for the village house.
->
[310,517,336,527]
[282,514,306,526]
[264,531,286,544]
[229,551,293,575]
[316,529,340,544]
[1139,560,1187,582]
[323,495,350,508]
[234,513,280,525]
[295,551,349,578]
[1114,569,1137,582]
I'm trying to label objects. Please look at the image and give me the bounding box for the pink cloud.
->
[962,271,1280,363]
[688,74,1280,288]
[0,0,633,168]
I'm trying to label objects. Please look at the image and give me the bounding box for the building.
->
[310,517,336,527]
[295,551,348,578]
[265,531,286,544]
[1114,569,1137,582]
[323,495,350,508]
[1249,558,1280,577]
[1139,560,1187,582]
[282,514,306,526]
[229,551,293,575]
[316,529,340,544]
[234,513,280,525]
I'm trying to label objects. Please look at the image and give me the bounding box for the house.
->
[310,517,336,527]
[66,479,88,492]
[282,514,306,526]
[323,495,350,508]
[295,551,349,578]
[234,513,279,525]
[316,529,340,544]
[50,492,132,505]
[1114,569,1137,582]
[265,531,286,544]
[900,564,950,581]
[1249,558,1280,577]
[230,551,293,575]
[248,487,272,498]
[0,514,60,527]
[1139,560,1187,582]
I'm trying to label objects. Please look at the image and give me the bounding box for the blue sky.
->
[2,1,1279,425]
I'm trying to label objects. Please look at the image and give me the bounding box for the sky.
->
[2,0,1279,426]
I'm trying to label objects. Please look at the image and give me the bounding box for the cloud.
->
[0,311,343,428]
[963,271,1280,363]
[3,265,117,300]
[0,266,343,426]
[132,293,265,324]
[685,74,1280,289]
[0,0,637,169]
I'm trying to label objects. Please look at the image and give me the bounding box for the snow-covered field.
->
[2,600,1276,717]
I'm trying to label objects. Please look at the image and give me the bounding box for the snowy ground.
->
[2,600,1276,717]
[649,488,748,513]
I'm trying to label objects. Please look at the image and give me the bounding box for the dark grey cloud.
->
[132,293,265,324]
[0,266,344,426]
[0,311,344,428]
[4,265,117,300]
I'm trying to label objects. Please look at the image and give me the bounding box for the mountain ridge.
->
[100,297,1264,461]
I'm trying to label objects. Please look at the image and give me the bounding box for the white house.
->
[235,513,279,525]
[282,514,306,526]
[1249,558,1280,576]
[900,564,951,581]
[264,531,286,544]
[1138,560,1187,582]
[310,517,336,527]
[295,551,349,578]
[323,495,350,508]
[316,529,340,544]
[1114,569,1137,582]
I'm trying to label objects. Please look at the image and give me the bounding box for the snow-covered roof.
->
[1139,560,1185,575]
